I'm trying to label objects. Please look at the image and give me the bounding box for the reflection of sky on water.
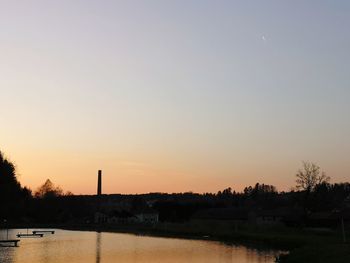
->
[0,229,283,263]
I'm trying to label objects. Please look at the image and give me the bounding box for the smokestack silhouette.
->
[97,170,102,196]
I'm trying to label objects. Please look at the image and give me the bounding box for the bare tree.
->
[296,161,330,192]
[35,179,63,198]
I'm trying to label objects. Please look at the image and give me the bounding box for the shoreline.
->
[2,222,299,248]
[60,224,289,252]
[3,222,349,262]
[2,223,289,251]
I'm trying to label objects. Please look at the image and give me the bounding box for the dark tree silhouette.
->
[35,179,64,198]
[0,151,31,199]
[296,161,330,192]
[0,151,19,189]
[0,150,31,219]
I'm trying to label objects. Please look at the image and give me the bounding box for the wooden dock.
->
[33,230,55,235]
[0,240,20,247]
[17,233,43,238]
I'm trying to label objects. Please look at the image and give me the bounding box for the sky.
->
[1,0,350,195]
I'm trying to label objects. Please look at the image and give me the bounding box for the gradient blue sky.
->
[1,1,349,194]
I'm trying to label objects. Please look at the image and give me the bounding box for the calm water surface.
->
[0,229,282,263]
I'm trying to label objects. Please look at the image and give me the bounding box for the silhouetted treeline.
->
[2,183,350,225]
[1,150,349,226]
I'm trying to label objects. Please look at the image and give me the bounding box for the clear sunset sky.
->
[1,1,349,194]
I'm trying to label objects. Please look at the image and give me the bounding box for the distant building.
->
[94,208,159,224]
[107,210,138,224]
[134,207,159,224]
[94,212,108,224]
[255,207,303,226]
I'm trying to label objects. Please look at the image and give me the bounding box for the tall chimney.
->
[97,170,102,196]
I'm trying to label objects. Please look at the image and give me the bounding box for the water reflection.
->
[0,229,15,263]
[0,229,283,263]
[96,232,101,263]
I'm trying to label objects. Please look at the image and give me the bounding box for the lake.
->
[0,229,283,263]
